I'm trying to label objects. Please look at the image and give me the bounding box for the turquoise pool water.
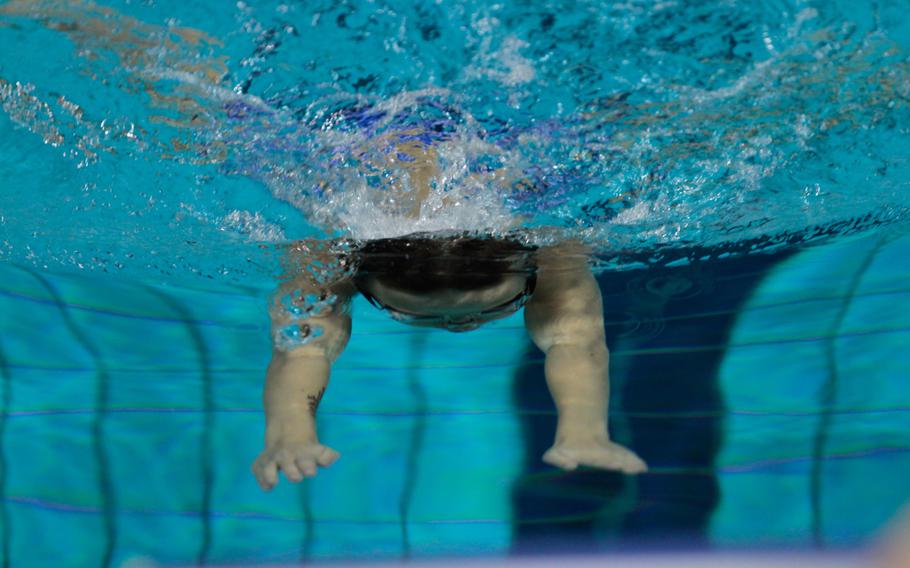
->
[1,0,910,566]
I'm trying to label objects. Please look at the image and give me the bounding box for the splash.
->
[1,0,909,284]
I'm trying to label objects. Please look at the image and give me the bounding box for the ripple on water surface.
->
[0,0,909,286]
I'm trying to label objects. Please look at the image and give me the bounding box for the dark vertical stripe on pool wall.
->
[142,286,215,566]
[299,472,315,562]
[0,338,12,568]
[510,247,792,551]
[811,238,884,548]
[400,332,429,559]
[21,268,117,567]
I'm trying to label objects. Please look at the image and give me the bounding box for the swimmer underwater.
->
[0,6,649,490]
[247,97,651,489]
[251,230,648,490]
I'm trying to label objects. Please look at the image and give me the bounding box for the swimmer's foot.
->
[543,438,647,474]
[252,441,340,491]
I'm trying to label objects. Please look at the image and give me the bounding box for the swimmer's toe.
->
[252,457,279,491]
[278,453,303,482]
[542,446,579,471]
[316,446,340,467]
[297,458,317,478]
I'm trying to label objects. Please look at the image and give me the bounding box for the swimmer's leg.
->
[524,244,647,474]
[252,267,353,490]
[538,344,646,474]
[251,351,342,490]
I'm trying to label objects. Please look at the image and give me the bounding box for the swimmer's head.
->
[352,233,537,332]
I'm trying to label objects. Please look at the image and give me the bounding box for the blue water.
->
[1,0,910,566]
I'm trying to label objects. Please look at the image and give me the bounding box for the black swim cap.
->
[352,232,537,295]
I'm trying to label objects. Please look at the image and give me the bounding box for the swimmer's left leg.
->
[524,244,647,475]
[537,344,647,474]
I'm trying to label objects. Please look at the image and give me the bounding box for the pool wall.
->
[1,230,909,565]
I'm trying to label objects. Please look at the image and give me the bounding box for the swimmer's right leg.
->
[252,350,343,490]
[252,257,354,490]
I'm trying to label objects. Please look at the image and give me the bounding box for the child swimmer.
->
[0,0,647,490]
[252,231,648,490]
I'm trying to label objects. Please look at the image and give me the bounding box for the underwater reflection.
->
[251,234,647,490]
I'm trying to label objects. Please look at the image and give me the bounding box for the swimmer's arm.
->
[524,244,645,473]
[253,275,354,490]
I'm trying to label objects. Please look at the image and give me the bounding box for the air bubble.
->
[275,323,324,351]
